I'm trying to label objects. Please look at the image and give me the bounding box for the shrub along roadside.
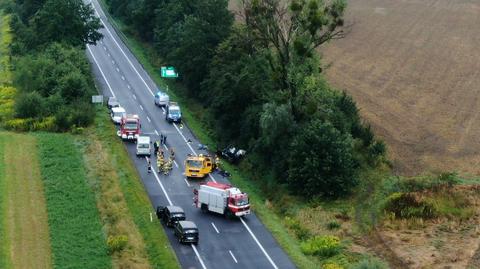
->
[36,133,111,269]
[89,106,180,269]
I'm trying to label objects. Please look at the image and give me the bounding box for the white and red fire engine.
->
[120,114,140,141]
[194,182,250,217]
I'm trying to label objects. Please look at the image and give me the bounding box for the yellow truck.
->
[184,154,214,178]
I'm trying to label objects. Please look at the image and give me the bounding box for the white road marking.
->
[155,130,159,136]
[107,53,110,57]
[147,116,151,122]
[116,67,120,72]
[183,178,190,187]
[173,123,197,155]
[208,174,217,183]
[103,46,106,50]
[140,105,144,111]
[191,244,207,269]
[240,217,278,269]
[93,7,156,97]
[86,46,116,98]
[150,212,153,222]
[100,40,103,44]
[173,160,179,168]
[229,250,238,264]
[211,222,220,234]
[111,60,115,64]
[132,94,136,100]
[121,75,125,80]
[127,84,131,89]
[145,156,173,206]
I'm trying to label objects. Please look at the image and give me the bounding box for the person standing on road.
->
[157,154,164,173]
[162,132,167,145]
[154,140,160,154]
[169,147,175,161]
[147,158,152,173]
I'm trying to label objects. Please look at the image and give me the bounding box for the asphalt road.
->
[85,1,296,268]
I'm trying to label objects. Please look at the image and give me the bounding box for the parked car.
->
[136,136,151,156]
[165,102,182,123]
[154,90,170,107]
[110,106,126,124]
[156,205,186,227]
[107,97,120,109]
[174,221,199,244]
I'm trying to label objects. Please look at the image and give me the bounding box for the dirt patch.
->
[377,185,480,268]
[1,133,52,269]
[320,0,480,176]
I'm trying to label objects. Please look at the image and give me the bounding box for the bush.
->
[327,220,341,230]
[14,91,45,118]
[300,235,341,257]
[351,258,389,269]
[107,235,128,254]
[284,216,311,240]
[384,192,436,219]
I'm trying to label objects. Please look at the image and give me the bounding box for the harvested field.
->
[0,132,53,269]
[320,0,480,175]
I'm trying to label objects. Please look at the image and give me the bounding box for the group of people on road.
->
[147,136,175,175]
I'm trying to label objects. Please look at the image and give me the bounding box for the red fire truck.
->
[194,182,250,217]
[119,114,140,141]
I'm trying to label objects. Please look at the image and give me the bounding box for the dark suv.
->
[174,221,199,244]
[156,205,186,227]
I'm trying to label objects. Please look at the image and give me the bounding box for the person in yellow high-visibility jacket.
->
[157,154,164,173]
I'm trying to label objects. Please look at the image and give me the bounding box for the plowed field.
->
[321,0,480,175]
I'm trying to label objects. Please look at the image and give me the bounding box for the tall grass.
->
[0,135,10,269]
[36,133,111,269]
[92,107,180,269]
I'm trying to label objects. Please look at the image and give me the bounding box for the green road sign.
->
[160,66,178,78]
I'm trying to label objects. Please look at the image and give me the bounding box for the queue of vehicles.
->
[107,90,249,245]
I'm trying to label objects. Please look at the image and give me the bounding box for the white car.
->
[136,136,151,156]
[111,106,126,124]
[154,91,170,107]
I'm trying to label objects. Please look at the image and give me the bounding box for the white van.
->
[154,90,170,107]
[136,136,151,156]
[111,106,126,124]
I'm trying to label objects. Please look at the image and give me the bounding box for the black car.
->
[156,205,186,227]
[217,145,246,164]
[174,221,199,244]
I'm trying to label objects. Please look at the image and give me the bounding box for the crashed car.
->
[217,145,246,164]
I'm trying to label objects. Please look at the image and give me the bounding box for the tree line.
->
[109,0,386,198]
[1,0,102,131]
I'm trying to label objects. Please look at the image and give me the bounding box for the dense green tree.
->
[287,120,357,197]
[153,0,233,95]
[15,91,46,118]
[15,0,46,22]
[30,0,103,48]
[243,0,346,116]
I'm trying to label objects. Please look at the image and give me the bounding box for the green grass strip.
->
[93,107,180,269]
[36,133,111,269]
[0,134,10,269]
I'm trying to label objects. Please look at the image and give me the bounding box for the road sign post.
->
[91,95,104,104]
[160,66,179,78]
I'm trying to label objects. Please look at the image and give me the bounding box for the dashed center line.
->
[211,222,220,234]
[103,46,106,50]
[121,75,125,80]
[111,60,115,64]
[147,116,151,122]
[183,178,191,187]
[229,250,238,264]
[127,85,131,89]
[116,67,120,72]
[132,94,136,100]
[139,105,144,111]
[154,130,159,136]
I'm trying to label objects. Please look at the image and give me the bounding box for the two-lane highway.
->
[86,1,296,268]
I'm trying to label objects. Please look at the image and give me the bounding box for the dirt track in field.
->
[320,0,480,176]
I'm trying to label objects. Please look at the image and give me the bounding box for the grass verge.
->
[2,133,52,269]
[86,106,180,269]
[0,134,8,269]
[36,133,111,269]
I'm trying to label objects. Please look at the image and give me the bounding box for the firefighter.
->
[158,148,164,158]
[157,154,164,173]
[153,140,160,154]
[214,155,221,171]
[163,159,172,175]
